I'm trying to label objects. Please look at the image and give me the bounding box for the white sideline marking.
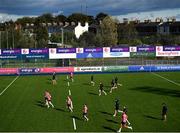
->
[73,118,77,130]
[0,76,19,96]
[69,89,71,96]
[152,72,180,87]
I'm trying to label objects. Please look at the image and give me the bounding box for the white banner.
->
[156,46,180,57]
[21,49,29,54]
[74,67,102,72]
[103,47,130,58]
[130,47,137,52]
[76,48,84,53]
[49,48,76,59]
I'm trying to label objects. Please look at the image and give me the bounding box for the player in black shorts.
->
[99,82,107,96]
[162,103,168,121]
[52,72,57,85]
[115,76,122,87]
[115,77,118,87]
[110,79,116,93]
[113,99,120,117]
[90,75,95,86]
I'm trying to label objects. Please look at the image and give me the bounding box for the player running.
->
[66,96,73,112]
[113,99,123,117]
[110,79,116,93]
[90,75,95,86]
[52,72,57,85]
[99,82,107,96]
[83,104,89,121]
[117,109,133,132]
[70,72,74,82]
[44,91,54,108]
[162,103,168,121]
[114,76,122,87]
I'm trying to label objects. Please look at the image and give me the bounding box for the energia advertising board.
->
[103,47,130,58]
[0,46,180,60]
[21,48,49,59]
[49,48,76,59]
[130,46,156,57]
[76,48,103,58]
[156,46,180,57]
[0,49,21,59]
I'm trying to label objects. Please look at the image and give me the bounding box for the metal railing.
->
[1,57,180,68]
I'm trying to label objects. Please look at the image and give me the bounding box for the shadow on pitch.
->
[144,115,161,120]
[103,126,116,132]
[54,108,65,112]
[106,119,118,124]
[88,92,98,96]
[35,100,46,108]
[99,111,112,116]
[130,86,180,98]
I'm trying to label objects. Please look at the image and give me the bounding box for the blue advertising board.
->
[128,66,156,72]
[110,47,129,52]
[77,48,103,58]
[22,48,49,59]
[56,48,76,53]
[77,53,103,58]
[128,65,180,72]
[18,68,41,74]
[137,46,155,52]
[163,46,180,51]
[0,49,21,59]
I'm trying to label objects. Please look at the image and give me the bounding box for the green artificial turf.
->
[0,72,180,132]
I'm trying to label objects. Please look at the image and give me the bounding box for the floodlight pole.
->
[0,31,1,48]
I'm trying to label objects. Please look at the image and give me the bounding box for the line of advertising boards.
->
[1,65,180,75]
[0,46,180,59]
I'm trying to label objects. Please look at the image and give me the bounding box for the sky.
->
[0,0,180,22]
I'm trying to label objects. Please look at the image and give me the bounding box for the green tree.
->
[67,13,88,24]
[95,12,108,23]
[35,26,48,48]
[100,16,118,46]
[55,15,67,22]
[78,32,96,47]
[118,22,138,45]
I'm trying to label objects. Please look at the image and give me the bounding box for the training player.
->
[117,109,133,132]
[52,72,57,85]
[83,104,89,121]
[113,99,123,117]
[110,79,116,93]
[162,103,168,121]
[70,72,74,82]
[90,75,95,86]
[99,82,107,96]
[44,91,54,108]
[115,76,122,87]
[66,96,73,112]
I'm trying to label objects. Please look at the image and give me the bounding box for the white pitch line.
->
[72,118,77,130]
[152,72,180,87]
[69,89,71,96]
[0,76,19,96]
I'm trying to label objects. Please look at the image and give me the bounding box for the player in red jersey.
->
[117,109,132,132]
[66,96,73,112]
[83,104,89,121]
[44,91,54,108]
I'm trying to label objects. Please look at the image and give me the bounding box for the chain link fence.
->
[1,57,180,68]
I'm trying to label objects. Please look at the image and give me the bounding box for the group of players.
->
[45,72,168,132]
[45,72,89,121]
